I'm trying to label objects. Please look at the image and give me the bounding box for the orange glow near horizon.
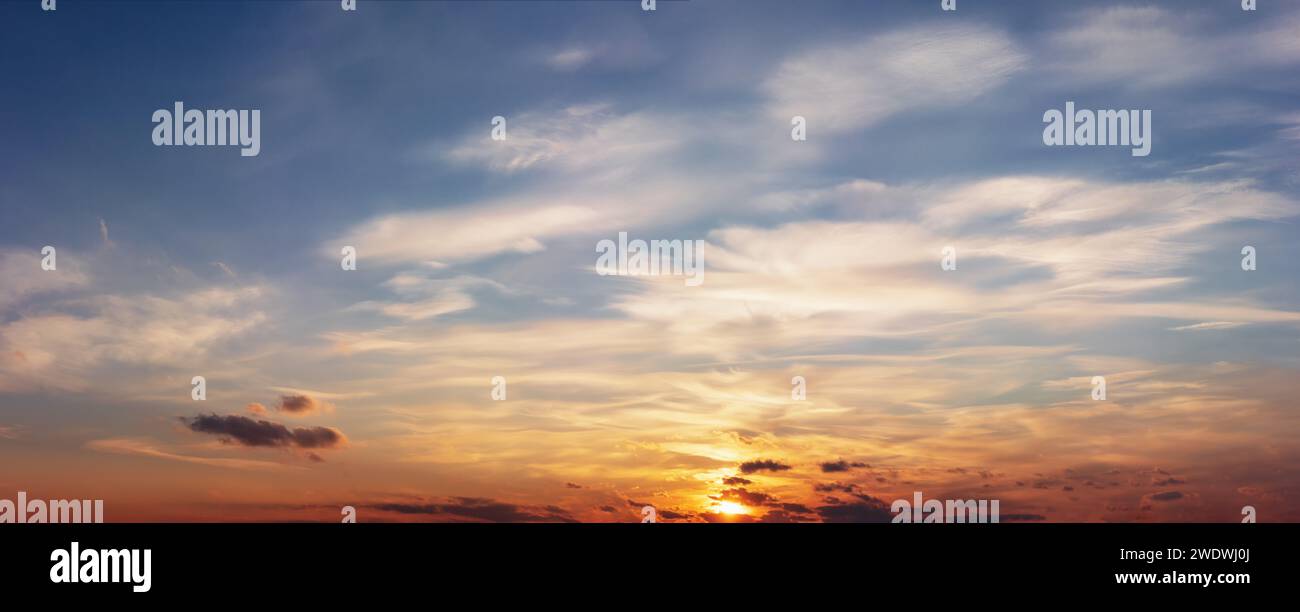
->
[714,501,750,516]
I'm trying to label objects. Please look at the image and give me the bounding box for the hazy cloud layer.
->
[1,1,1298,522]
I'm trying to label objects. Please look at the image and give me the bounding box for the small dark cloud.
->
[565,482,583,489]
[813,482,857,493]
[819,459,868,473]
[759,510,805,523]
[372,498,577,522]
[625,500,690,521]
[289,426,347,449]
[182,413,346,449]
[1151,491,1184,501]
[277,394,321,415]
[722,476,752,486]
[1153,478,1185,486]
[599,505,617,513]
[739,459,791,474]
[715,487,776,507]
[815,495,893,523]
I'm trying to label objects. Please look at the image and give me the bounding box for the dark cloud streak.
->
[739,459,792,474]
[182,413,346,449]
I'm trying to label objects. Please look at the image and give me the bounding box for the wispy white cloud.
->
[763,24,1027,133]
[608,175,1299,360]
[86,438,300,471]
[438,104,684,174]
[331,200,598,267]
[0,286,268,392]
[0,249,88,310]
[1046,7,1300,89]
[545,47,594,71]
[1169,321,1248,332]
[349,274,508,321]
[98,218,113,248]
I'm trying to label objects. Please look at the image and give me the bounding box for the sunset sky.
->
[1,0,1299,523]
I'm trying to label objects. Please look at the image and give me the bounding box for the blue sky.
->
[1,0,1298,522]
